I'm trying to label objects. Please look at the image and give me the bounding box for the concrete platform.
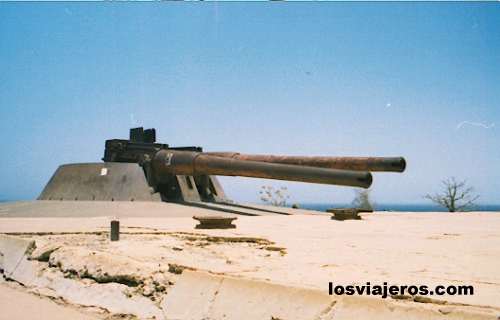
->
[1,201,499,319]
[0,200,318,218]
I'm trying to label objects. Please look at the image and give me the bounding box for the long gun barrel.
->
[205,153,406,172]
[101,127,407,204]
[152,150,373,188]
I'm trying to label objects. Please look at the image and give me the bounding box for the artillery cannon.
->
[205,153,405,172]
[39,127,406,203]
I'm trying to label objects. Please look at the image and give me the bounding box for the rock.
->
[30,244,61,262]
[142,284,155,297]
[48,247,152,287]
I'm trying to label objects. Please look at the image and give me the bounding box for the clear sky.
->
[1,3,499,205]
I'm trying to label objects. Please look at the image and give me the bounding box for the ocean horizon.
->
[298,203,500,212]
[2,199,500,212]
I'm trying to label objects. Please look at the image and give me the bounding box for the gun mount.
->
[39,127,406,204]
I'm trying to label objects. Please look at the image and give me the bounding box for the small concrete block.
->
[327,208,362,221]
[193,216,237,229]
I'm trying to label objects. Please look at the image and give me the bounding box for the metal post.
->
[110,220,120,241]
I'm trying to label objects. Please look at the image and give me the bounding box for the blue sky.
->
[1,3,499,204]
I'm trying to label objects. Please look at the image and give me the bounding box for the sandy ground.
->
[1,201,499,319]
[0,281,99,320]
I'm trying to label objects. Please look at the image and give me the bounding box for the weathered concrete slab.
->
[162,270,335,320]
[1,235,165,319]
[0,283,99,320]
[209,273,335,320]
[162,271,498,320]
[161,271,223,320]
[1,209,499,319]
[332,295,499,320]
[0,235,36,284]
[34,275,163,319]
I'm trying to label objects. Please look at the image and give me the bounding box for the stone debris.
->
[1,231,288,319]
[48,247,149,286]
[30,243,61,262]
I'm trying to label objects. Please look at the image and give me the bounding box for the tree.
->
[351,189,374,211]
[259,185,290,207]
[424,177,479,212]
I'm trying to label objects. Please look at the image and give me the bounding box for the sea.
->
[299,203,500,212]
[1,200,499,212]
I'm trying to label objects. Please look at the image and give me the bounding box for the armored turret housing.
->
[38,127,406,204]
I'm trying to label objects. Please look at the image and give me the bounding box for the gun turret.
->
[97,127,405,203]
[38,127,406,204]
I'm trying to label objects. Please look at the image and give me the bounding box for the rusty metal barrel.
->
[205,153,406,172]
[152,150,373,188]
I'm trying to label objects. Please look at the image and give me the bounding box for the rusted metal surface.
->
[99,128,405,202]
[110,220,120,241]
[39,127,405,205]
[206,153,406,172]
[193,215,237,229]
[152,150,373,188]
[327,208,362,221]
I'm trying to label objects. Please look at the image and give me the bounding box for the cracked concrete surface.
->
[1,230,288,319]
[1,202,500,319]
